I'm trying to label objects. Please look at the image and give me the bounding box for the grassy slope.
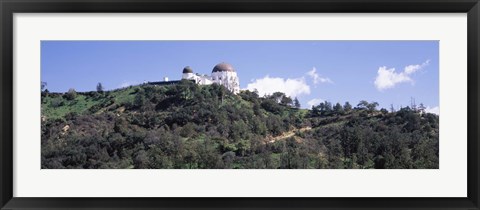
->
[42,87,137,119]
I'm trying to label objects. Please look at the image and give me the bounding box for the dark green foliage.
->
[133,89,146,108]
[294,97,301,109]
[50,97,64,108]
[343,102,352,112]
[261,99,284,114]
[41,83,439,169]
[357,100,369,110]
[96,82,104,93]
[333,103,344,115]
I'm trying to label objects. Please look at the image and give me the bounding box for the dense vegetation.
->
[41,80,439,169]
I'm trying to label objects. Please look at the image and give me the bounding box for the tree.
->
[418,103,426,114]
[96,82,104,93]
[134,89,146,108]
[333,102,344,115]
[324,101,332,111]
[343,102,352,112]
[214,83,227,104]
[41,81,47,91]
[280,96,293,106]
[239,90,259,103]
[366,102,379,112]
[293,97,301,109]
[270,92,286,103]
[42,88,50,98]
[261,99,283,115]
[64,88,77,100]
[380,108,389,114]
[357,100,369,110]
[323,101,333,116]
[134,150,149,168]
[311,105,321,117]
[311,101,333,117]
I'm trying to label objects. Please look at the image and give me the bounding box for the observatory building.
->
[181,62,240,94]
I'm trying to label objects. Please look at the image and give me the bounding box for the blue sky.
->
[41,41,439,112]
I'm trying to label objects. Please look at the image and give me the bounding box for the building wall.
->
[182,73,195,80]
[211,71,240,94]
[183,71,239,94]
[200,76,213,85]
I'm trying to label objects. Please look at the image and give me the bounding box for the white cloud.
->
[404,60,430,74]
[307,98,325,108]
[374,66,413,91]
[374,60,430,91]
[425,106,439,115]
[246,76,310,98]
[404,64,422,75]
[307,67,333,84]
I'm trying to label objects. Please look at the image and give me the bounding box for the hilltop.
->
[41,80,439,169]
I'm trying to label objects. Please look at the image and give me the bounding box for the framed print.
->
[1,0,479,209]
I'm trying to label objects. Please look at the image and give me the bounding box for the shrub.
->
[64,88,77,100]
[51,97,64,108]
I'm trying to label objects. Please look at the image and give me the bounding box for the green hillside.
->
[41,80,439,169]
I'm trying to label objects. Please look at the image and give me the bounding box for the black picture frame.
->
[1,0,479,209]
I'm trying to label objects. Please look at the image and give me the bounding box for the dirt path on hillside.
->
[266,126,312,144]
